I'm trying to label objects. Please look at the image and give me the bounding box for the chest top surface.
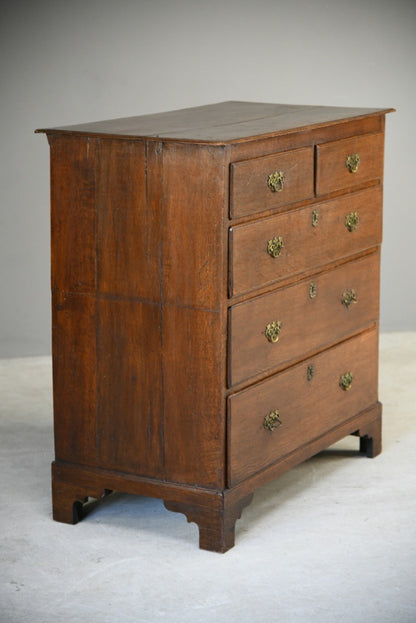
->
[36,101,393,144]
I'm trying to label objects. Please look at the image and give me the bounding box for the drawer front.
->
[228,328,378,486]
[316,132,384,196]
[228,251,379,387]
[230,147,314,218]
[230,186,382,297]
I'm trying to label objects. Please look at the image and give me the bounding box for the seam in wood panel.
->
[50,288,223,314]
[94,138,100,467]
[151,140,166,482]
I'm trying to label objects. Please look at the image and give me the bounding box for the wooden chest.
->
[37,101,393,552]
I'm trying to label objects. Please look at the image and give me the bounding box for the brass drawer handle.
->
[265,321,282,343]
[267,170,285,192]
[342,289,357,308]
[309,282,317,299]
[346,153,360,173]
[312,209,319,227]
[339,372,353,391]
[263,409,282,431]
[267,236,284,258]
[345,211,359,232]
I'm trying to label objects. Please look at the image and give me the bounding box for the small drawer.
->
[228,251,379,387]
[230,147,314,218]
[229,186,382,297]
[227,328,378,486]
[316,132,384,196]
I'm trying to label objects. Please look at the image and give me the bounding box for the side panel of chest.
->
[50,138,163,476]
[49,137,227,488]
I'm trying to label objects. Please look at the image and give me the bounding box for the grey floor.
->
[1,332,415,623]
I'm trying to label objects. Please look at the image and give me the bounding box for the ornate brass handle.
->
[312,209,319,228]
[345,212,359,232]
[265,321,282,343]
[339,372,353,391]
[267,170,285,192]
[263,409,282,431]
[342,289,357,308]
[346,153,360,173]
[267,236,284,258]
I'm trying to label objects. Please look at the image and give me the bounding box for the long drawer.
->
[228,251,379,387]
[229,186,382,296]
[227,328,379,486]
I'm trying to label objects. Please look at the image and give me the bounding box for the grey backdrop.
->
[1,0,415,357]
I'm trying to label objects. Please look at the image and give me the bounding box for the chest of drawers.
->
[37,101,393,552]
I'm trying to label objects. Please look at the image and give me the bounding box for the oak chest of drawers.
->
[37,101,393,552]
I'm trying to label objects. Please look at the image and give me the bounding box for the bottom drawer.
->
[227,329,378,486]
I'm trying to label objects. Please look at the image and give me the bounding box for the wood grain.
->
[97,298,164,478]
[161,142,226,309]
[49,136,96,293]
[52,291,98,466]
[96,139,160,301]
[163,306,225,488]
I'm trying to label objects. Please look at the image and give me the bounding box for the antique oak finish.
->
[37,101,393,552]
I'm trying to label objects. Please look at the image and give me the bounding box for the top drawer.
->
[316,133,384,196]
[230,147,314,218]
